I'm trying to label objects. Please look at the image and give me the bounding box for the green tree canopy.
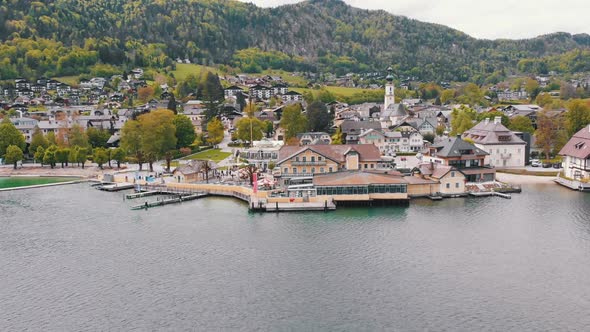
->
[450,105,477,135]
[120,119,145,170]
[86,127,111,148]
[29,126,49,154]
[508,116,535,134]
[139,109,177,171]
[306,101,333,132]
[111,148,127,168]
[565,99,590,137]
[93,147,109,169]
[173,114,196,148]
[4,145,24,169]
[280,104,308,141]
[0,117,26,158]
[235,117,263,144]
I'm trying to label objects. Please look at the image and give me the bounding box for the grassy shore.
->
[181,149,231,163]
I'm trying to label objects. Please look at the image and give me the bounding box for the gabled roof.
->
[463,119,526,145]
[431,136,488,157]
[225,85,243,90]
[277,144,381,165]
[559,125,590,159]
[340,120,381,133]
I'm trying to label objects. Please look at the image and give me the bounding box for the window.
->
[320,167,325,173]
[364,164,368,169]
[311,156,315,162]
[329,167,333,172]
[284,168,288,174]
[311,168,316,173]
[302,168,307,173]
[318,156,322,161]
[370,164,374,169]
[455,183,459,188]
[302,156,307,162]
[451,171,455,177]
[446,183,450,189]
[293,167,297,173]
[295,157,300,162]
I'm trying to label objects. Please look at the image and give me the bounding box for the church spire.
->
[384,66,395,110]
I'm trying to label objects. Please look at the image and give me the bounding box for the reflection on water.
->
[1,183,590,331]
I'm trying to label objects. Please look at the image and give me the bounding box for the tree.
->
[440,89,456,104]
[236,92,247,112]
[560,82,576,100]
[43,145,58,169]
[111,148,127,168]
[55,148,70,168]
[565,99,590,137]
[508,116,535,134]
[46,131,57,145]
[93,147,109,169]
[450,105,477,135]
[4,145,23,169]
[457,83,485,106]
[0,117,26,158]
[280,104,307,141]
[306,101,333,132]
[121,119,145,170]
[167,93,177,114]
[74,146,88,168]
[137,86,155,103]
[68,123,89,148]
[436,124,446,136]
[86,127,111,148]
[525,78,540,101]
[263,120,274,138]
[206,117,224,146]
[331,127,344,144]
[535,93,553,107]
[29,126,48,154]
[536,110,566,159]
[173,114,196,148]
[201,72,224,122]
[139,109,177,172]
[34,146,45,165]
[235,117,263,144]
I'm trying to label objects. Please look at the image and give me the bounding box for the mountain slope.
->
[0,0,589,81]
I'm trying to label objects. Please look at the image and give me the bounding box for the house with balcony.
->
[224,85,243,99]
[276,144,384,180]
[358,129,424,155]
[462,116,526,168]
[240,139,283,171]
[556,124,590,191]
[424,135,495,182]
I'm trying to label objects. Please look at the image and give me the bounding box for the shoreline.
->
[496,172,556,185]
[0,179,89,192]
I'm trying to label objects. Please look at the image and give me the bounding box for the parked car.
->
[531,160,542,167]
[542,162,552,168]
[553,163,562,169]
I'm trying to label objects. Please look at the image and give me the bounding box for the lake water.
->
[1,183,590,331]
[0,176,79,189]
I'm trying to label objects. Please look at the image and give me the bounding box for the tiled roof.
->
[277,144,382,165]
[558,125,590,159]
[462,120,526,145]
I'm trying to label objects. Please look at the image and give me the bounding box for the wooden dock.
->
[469,191,511,199]
[97,183,135,192]
[251,199,336,212]
[131,192,207,210]
[125,191,161,199]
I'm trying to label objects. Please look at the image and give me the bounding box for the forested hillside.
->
[1,0,590,81]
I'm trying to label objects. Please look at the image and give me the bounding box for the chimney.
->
[494,116,502,124]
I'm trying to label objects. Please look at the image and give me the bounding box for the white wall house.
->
[559,125,590,180]
[462,117,526,168]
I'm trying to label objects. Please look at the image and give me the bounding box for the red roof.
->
[559,125,590,159]
[278,144,382,164]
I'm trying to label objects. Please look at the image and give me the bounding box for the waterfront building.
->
[313,171,409,204]
[240,139,283,171]
[558,125,590,181]
[276,144,385,179]
[424,135,495,182]
[462,116,527,168]
[358,128,424,155]
[415,163,466,195]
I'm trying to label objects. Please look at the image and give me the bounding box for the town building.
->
[297,132,332,145]
[558,125,590,182]
[424,135,495,182]
[462,117,527,168]
[239,139,283,171]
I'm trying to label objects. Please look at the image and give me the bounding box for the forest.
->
[1,0,590,81]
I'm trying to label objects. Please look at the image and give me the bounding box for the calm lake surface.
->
[0,176,79,189]
[1,183,590,331]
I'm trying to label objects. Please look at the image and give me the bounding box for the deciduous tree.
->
[508,116,535,134]
[206,117,224,146]
[280,104,307,141]
[306,101,332,132]
[4,145,23,169]
[565,99,590,137]
[93,147,109,169]
[0,117,26,158]
[29,126,48,154]
[173,114,196,148]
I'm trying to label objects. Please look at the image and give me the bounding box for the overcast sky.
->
[239,0,589,39]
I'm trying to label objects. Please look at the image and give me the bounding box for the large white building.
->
[559,125,590,180]
[462,117,526,168]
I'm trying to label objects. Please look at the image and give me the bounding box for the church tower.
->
[384,66,395,110]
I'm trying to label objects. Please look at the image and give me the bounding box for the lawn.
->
[181,149,232,163]
[171,63,220,81]
[260,69,309,87]
[292,86,381,98]
[53,76,80,86]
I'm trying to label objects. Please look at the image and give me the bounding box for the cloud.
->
[238,0,590,39]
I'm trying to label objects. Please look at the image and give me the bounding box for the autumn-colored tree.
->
[138,109,177,172]
[206,117,224,146]
[137,86,155,104]
[235,117,263,144]
[29,126,48,154]
[450,105,477,135]
[331,127,344,144]
[536,110,567,159]
[43,145,58,169]
[535,93,553,108]
[121,119,145,170]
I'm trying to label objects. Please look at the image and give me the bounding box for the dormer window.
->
[575,142,585,149]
